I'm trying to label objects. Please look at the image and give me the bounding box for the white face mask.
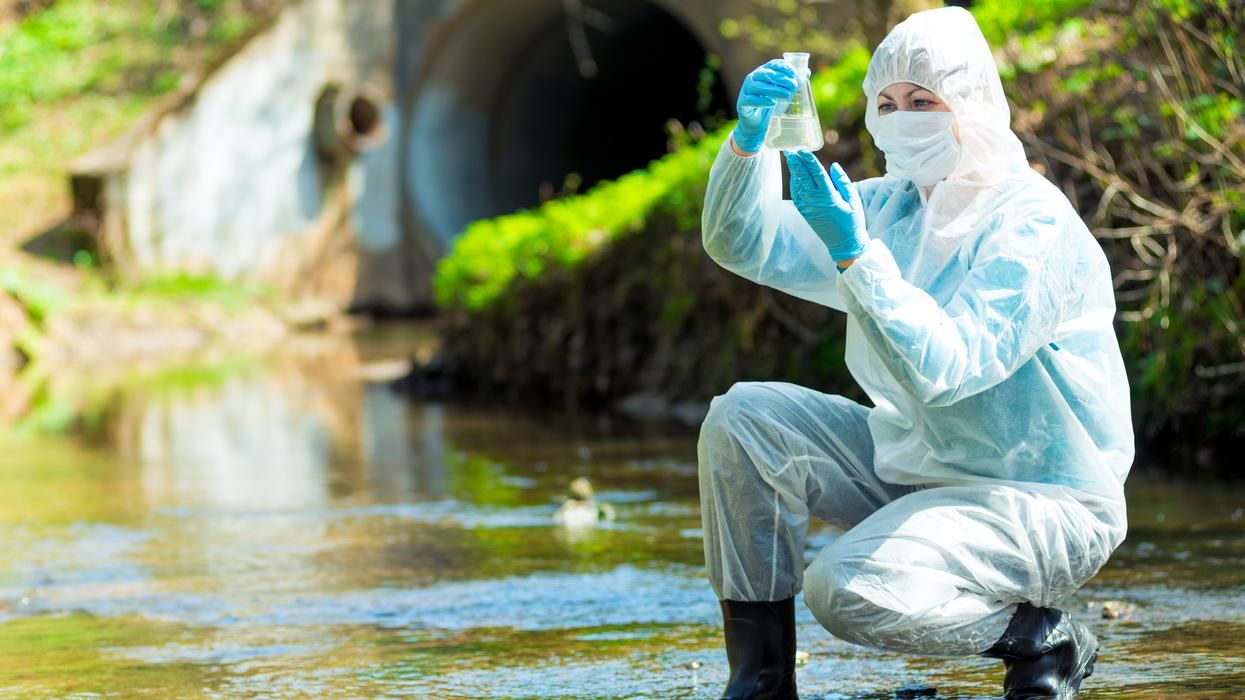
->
[873,111,960,186]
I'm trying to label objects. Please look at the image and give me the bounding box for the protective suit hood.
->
[863,7,1030,187]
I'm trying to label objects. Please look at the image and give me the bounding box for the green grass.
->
[2,260,271,325]
[1,3,175,133]
[113,271,276,310]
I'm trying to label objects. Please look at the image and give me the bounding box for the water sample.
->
[764,52,824,152]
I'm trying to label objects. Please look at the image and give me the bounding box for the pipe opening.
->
[408,0,728,247]
[349,96,381,138]
[315,84,387,161]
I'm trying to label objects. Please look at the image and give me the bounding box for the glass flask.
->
[763,52,824,152]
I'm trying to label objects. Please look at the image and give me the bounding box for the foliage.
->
[809,46,871,122]
[0,0,268,134]
[972,0,1101,79]
[986,0,1245,447]
[718,0,926,57]
[0,0,275,243]
[971,0,1098,45]
[1008,0,1245,445]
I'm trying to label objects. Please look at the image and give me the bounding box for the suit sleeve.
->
[836,211,1070,406]
[701,138,848,311]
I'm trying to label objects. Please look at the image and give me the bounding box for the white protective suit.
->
[698,6,1133,656]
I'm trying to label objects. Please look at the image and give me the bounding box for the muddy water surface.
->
[1,323,1243,698]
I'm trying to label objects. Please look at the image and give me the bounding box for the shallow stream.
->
[1,324,1242,698]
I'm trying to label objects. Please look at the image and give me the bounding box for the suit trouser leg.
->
[698,381,1120,657]
[697,381,915,602]
[802,483,1119,656]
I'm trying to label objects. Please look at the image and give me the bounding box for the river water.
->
[1,323,1243,699]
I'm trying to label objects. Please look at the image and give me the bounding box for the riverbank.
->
[0,247,372,431]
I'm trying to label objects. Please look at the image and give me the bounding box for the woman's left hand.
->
[785,151,869,263]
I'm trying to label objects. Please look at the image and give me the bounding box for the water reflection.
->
[134,376,337,509]
[363,391,450,499]
[98,330,680,514]
[96,346,458,513]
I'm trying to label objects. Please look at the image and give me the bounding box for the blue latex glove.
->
[785,151,869,262]
[733,60,801,154]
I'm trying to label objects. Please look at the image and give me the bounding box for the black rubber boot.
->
[981,602,1100,699]
[718,597,799,700]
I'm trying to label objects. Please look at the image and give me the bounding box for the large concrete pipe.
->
[404,0,730,250]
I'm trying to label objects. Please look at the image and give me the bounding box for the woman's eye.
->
[879,103,896,113]
[914,99,932,108]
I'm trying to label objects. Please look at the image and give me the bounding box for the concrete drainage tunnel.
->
[406,0,731,252]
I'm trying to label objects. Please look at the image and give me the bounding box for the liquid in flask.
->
[763,52,824,152]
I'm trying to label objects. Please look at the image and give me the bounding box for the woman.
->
[698,7,1132,699]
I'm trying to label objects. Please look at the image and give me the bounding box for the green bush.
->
[433,133,725,311]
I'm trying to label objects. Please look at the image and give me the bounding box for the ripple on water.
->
[108,640,324,665]
[0,523,153,618]
[267,564,719,631]
[385,656,706,698]
[7,560,719,632]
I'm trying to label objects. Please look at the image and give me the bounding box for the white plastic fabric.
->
[872,111,960,186]
[699,6,1133,655]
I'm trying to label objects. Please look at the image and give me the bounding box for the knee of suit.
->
[697,381,774,469]
[803,554,877,646]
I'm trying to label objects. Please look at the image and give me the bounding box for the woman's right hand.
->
[732,59,801,154]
